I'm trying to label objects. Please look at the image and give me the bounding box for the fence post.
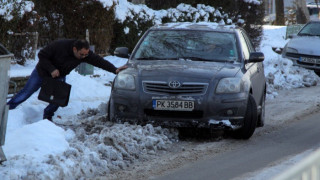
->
[33,32,38,60]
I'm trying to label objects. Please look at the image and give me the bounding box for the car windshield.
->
[299,22,320,36]
[133,30,239,62]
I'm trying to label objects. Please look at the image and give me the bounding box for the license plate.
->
[299,57,320,64]
[152,100,194,111]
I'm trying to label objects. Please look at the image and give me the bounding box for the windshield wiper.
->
[181,57,235,63]
[135,57,161,60]
[299,33,316,36]
[180,56,236,63]
[135,57,179,60]
[180,56,213,62]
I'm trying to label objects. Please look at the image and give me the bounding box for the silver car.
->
[282,21,320,75]
[109,22,266,139]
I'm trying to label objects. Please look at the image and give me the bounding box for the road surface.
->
[153,111,320,180]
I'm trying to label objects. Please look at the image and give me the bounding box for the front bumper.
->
[283,53,320,71]
[109,89,248,130]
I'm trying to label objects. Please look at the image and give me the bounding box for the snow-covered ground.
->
[1,24,319,180]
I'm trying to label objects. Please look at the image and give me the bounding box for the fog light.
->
[118,105,126,112]
[226,109,234,115]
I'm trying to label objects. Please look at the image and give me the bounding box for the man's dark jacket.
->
[37,39,117,77]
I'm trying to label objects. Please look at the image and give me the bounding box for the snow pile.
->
[40,105,178,179]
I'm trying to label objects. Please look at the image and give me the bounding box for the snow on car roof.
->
[152,22,237,32]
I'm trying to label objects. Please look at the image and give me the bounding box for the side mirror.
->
[114,47,129,58]
[248,52,264,63]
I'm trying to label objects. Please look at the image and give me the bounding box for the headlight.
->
[286,47,298,54]
[114,74,135,90]
[216,78,241,94]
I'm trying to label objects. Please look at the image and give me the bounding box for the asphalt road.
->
[153,111,320,180]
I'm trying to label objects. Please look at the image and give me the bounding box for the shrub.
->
[145,0,265,48]
[110,9,154,53]
[0,0,37,65]
[32,0,116,55]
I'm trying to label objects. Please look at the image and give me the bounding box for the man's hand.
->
[51,69,60,78]
[116,65,128,74]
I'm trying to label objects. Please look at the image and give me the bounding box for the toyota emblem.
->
[168,80,181,89]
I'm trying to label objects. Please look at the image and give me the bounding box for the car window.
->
[238,31,250,60]
[133,30,239,62]
[241,31,255,53]
[299,22,320,36]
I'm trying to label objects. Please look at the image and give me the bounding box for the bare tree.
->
[275,0,285,25]
[315,0,320,19]
[296,0,310,23]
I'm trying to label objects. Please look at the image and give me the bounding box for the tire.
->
[257,92,266,127]
[314,70,320,77]
[107,99,111,121]
[232,94,258,139]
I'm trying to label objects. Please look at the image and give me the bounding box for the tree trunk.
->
[275,0,285,25]
[296,0,310,24]
[315,0,320,19]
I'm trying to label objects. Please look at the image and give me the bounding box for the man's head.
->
[73,39,90,59]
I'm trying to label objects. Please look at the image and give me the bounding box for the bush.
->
[110,9,154,53]
[32,0,115,55]
[1,0,116,61]
[145,0,265,48]
[0,1,38,65]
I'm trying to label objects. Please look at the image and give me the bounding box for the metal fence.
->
[273,149,320,180]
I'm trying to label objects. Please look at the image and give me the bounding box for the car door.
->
[239,30,264,103]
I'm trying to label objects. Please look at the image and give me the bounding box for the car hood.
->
[131,60,240,81]
[286,36,320,56]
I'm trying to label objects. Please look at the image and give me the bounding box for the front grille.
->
[143,81,208,95]
[286,52,320,59]
[297,61,320,67]
[144,109,203,118]
[285,52,300,58]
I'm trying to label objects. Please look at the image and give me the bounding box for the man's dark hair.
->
[73,39,90,50]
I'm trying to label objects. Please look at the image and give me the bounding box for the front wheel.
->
[232,94,258,139]
[314,70,320,77]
